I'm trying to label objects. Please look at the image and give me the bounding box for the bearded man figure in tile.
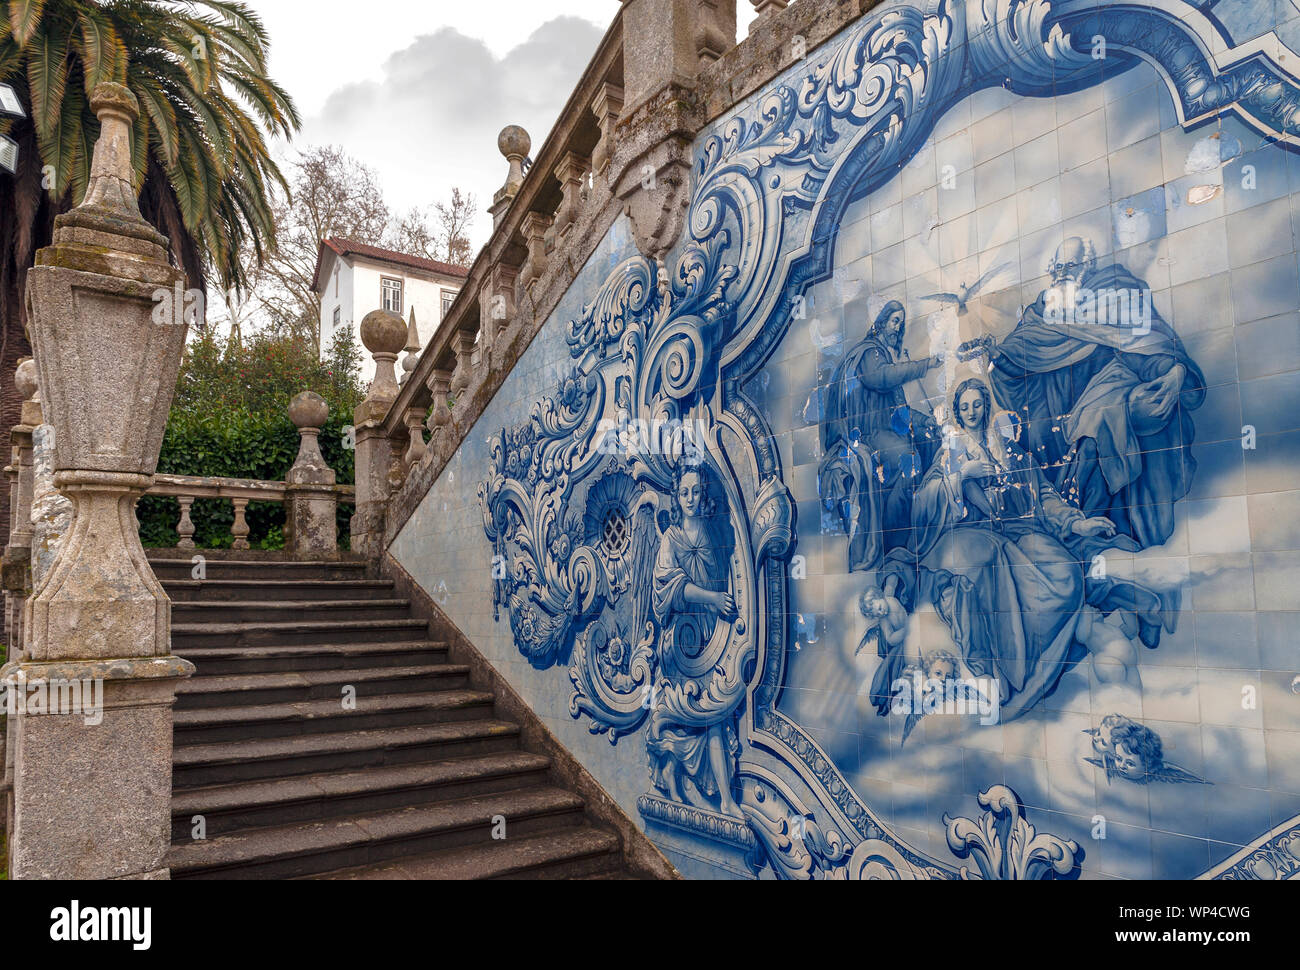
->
[989,237,1206,552]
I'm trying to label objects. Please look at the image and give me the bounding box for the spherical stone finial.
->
[360,309,408,356]
[499,125,531,160]
[288,390,329,430]
[14,357,38,401]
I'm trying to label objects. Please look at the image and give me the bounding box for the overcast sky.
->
[247,1,757,249]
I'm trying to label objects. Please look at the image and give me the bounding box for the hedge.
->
[138,407,357,550]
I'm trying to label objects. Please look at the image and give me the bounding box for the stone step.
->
[149,558,372,582]
[172,719,522,787]
[307,825,624,880]
[171,598,414,624]
[164,579,396,602]
[167,785,588,879]
[173,688,496,744]
[175,640,450,675]
[175,664,471,709]
[170,751,553,840]
[170,617,430,648]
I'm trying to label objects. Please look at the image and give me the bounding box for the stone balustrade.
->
[145,391,353,557]
[145,475,354,551]
[340,0,834,553]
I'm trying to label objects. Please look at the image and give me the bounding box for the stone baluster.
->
[400,309,421,386]
[591,83,625,178]
[450,327,479,396]
[750,0,788,21]
[553,151,593,243]
[286,390,339,559]
[230,497,251,550]
[489,126,532,230]
[12,82,194,879]
[480,262,520,362]
[176,496,197,549]
[350,309,407,558]
[520,212,553,291]
[425,367,454,444]
[695,0,737,65]
[404,407,428,468]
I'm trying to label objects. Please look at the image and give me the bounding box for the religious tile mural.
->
[394,0,1300,879]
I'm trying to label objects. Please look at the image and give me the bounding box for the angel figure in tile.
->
[646,464,743,817]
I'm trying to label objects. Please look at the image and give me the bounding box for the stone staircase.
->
[154,555,645,879]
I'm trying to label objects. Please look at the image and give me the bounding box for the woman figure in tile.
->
[873,378,1140,723]
[647,465,742,816]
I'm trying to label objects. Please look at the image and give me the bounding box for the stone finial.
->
[287,391,334,484]
[401,308,421,385]
[15,356,42,429]
[83,82,142,216]
[499,125,531,197]
[15,357,38,401]
[491,125,532,228]
[286,390,338,557]
[359,308,407,407]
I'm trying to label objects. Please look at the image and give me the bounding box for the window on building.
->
[332,306,341,330]
[441,290,455,321]
[381,277,404,313]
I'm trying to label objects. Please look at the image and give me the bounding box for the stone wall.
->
[386,0,1300,879]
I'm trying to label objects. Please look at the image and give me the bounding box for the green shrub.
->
[138,330,364,550]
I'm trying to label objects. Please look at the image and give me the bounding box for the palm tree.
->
[0,0,300,544]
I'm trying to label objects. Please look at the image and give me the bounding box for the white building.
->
[312,238,469,384]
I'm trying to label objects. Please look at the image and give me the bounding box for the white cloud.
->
[287,16,605,249]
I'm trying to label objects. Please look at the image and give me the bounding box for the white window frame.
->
[381,276,404,314]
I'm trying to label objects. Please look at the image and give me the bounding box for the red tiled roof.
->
[311,238,470,291]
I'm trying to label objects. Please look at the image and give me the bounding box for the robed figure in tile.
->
[818,300,945,571]
[989,237,1206,551]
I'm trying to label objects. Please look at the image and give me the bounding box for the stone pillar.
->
[591,83,626,177]
[612,1,717,259]
[489,126,532,230]
[8,82,194,880]
[351,309,407,558]
[1,359,41,840]
[2,359,39,651]
[286,391,339,559]
[620,0,735,109]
